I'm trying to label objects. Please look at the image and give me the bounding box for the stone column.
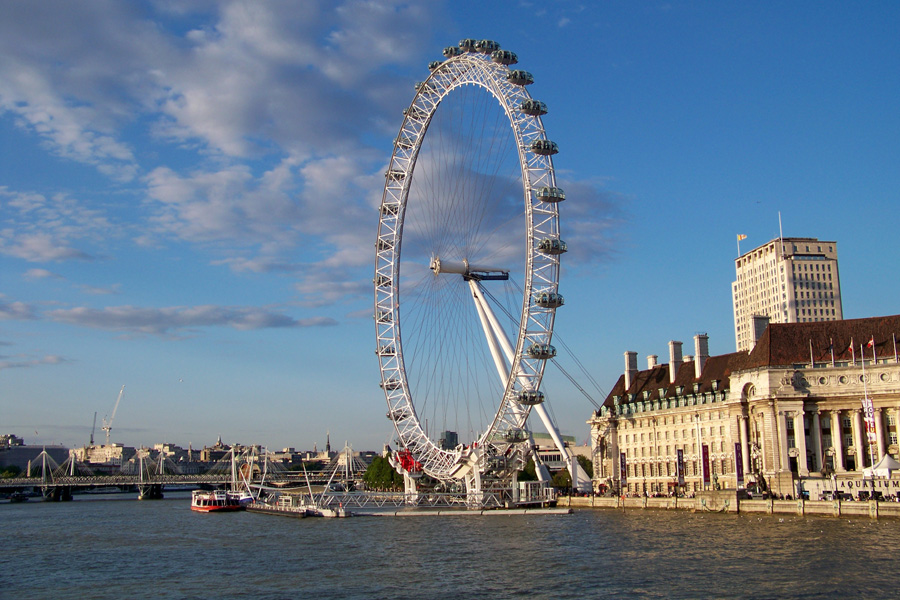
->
[777,410,790,472]
[874,408,886,460]
[810,411,824,473]
[794,411,809,476]
[852,409,866,470]
[609,421,619,482]
[831,410,846,472]
[895,408,900,461]
[757,412,770,472]
[739,415,751,476]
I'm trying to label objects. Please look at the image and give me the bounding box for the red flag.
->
[867,336,875,348]
[848,338,854,353]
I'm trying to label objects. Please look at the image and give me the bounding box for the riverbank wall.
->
[558,492,900,519]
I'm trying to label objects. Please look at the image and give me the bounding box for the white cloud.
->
[0,353,68,371]
[24,268,63,280]
[0,301,38,320]
[46,304,337,336]
[0,187,112,262]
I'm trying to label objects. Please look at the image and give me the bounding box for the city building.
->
[0,435,69,471]
[70,443,136,467]
[589,316,900,500]
[732,237,843,352]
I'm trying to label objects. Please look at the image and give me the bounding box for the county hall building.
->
[589,316,900,500]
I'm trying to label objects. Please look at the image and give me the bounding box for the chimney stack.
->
[624,351,638,390]
[647,354,658,369]
[750,316,770,350]
[694,333,709,378]
[668,340,683,384]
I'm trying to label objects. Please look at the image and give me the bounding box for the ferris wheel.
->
[375,39,573,499]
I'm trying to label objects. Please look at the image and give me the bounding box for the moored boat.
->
[191,489,246,513]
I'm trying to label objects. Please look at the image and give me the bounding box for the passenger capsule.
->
[475,39,500,53]
[534,292,564,308]
[507,70,534,86]
[536,238,567,255]
[527,343,557,359]
[387,407,411,420]
[504,428,528,443]
[394,134,415,149]
[415,81,436,94]
[443,46,463,58]
[519,99,547,116]
[376,345,395,356]
[403,106,427,120]
[376,239,394,251]
[385,170,406,181]
[491,49,518,65]
[380,203,399,216]
[376,310,393,323]
[517,390,545,406]
[380,378,401,390]
[374,275,392,287]
[534,186,565,203]
[428,60,443,70]
[530,139,559,156]
[459,38,478,52]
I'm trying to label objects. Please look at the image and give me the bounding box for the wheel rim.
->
[375,42,563,482]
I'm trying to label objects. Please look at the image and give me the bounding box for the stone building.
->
[589,315,900,499]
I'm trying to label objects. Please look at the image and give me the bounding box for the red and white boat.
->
[190,489,247,513]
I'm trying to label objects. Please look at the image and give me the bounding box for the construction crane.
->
[101,385,125,447]
[89,411,97,445]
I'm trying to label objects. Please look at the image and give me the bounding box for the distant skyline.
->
[2,1,899,451]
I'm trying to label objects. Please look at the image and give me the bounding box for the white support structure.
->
[469,279,591,492]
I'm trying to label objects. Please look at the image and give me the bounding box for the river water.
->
[5,491,899,599]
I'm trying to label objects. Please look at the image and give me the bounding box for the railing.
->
[0,471,356,490]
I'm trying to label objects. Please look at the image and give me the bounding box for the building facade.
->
[589,316,900,500]
[732,237,843,352]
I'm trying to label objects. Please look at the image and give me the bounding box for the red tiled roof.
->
[601,314,900,408]
[740,314,900,369]
[603,352,744,406]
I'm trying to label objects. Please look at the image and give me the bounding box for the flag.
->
[867,336,875,348]
[737,234,747,241]
[848,338,854,353]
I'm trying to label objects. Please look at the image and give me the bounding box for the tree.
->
[518,458,537,481]
[576,454,594,479]
[552,467,571,490]
[362,455,403,490]
[1,465,21,478]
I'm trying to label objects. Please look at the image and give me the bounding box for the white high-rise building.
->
[732,237,843,351]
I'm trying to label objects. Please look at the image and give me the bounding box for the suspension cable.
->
[479,281,604,410]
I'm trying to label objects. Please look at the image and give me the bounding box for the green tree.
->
[362,455,403,490]
[576,454,594,479]
[1,465,22,478]
[518,458,537,481]
[552,468,571,490]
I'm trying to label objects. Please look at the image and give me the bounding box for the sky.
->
[2,1,899,453]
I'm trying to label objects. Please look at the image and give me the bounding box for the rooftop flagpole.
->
[893,332,898,363]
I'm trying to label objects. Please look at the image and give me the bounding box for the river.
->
[5,491,898,599]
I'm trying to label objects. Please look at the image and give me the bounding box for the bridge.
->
[0,447,365,501]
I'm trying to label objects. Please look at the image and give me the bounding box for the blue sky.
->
[2,1,898,452]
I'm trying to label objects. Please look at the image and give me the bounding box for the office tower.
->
[732,237,843,351]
